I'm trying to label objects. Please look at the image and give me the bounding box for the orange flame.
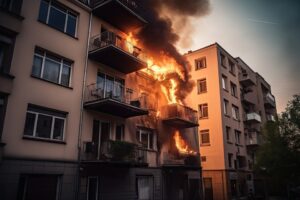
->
[126,32,138,54]
[173,131,196,155]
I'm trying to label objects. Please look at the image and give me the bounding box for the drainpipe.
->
[76,9,93,200]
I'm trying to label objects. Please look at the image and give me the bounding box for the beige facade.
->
[185,43,277,199]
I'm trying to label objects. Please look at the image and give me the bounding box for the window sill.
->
[227,141,233,145]
[31,75,73,90]
[224,114,231,118]
[233,118,241,122]
[223,88,229,92]
[0,72,15,79]
[38,20,78,40]
[197,91,207,95]
[200,143,210,147]
[199,117,209,120]
[195,67,207,71]
[23,136,66,144]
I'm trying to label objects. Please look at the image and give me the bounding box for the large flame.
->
[126,32,138,54]
[173,131,196,155]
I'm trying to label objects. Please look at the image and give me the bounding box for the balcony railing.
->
[264,93,276,108]
[88,31,147,73]
[83,140,147,164]
[162,152,200,167]
[0,0,23,15]
[246,132,263,147]
[244,112,262,123]
[239,72,256,86]
[84,83,149,117]
[161,104,198,128]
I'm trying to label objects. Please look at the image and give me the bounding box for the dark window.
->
[115,124,124,141]
[232,105,239,120]
[18,174,61,200]
[226,126,231,141]
[0,94,8,139]
[235,130,241,144]
[201,156,207,162]
[38,0,78,37]
[228,153,233,168]
[199,103,208,118]
[200,130,210,145]
[230,82,237,97]
[136,176,154,200]
[203,178,213,200]
[23,104,67,141]
[0,31,15,74]
[230,180,237,197]
[87,177,98,200]
[0,0,23,15]
[32,48,72,87]
[220,53,226,67]
[195,57,206,70]
[197,79,207,94]
[229,60,236,75]
[223,99,229,115]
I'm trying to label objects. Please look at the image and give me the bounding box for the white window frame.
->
[197,78,207,94]
[232,105,239,120]
[87,176,99,200]
[200,130,210,145]
[137,128,155,150]
[41,0,78,37]
[223,99,229,115]
[34,50,72,87]
[199,103,208,118]
[24,111,66,141]
[222,75,227,90]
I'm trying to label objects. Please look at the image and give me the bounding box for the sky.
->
[177,0,300,113]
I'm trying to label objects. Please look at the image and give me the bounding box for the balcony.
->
[82,140,148,166]
[89,31,147,74]
[84,83,149,118]
[241,93,255,105]
[239,72,255,87]
[162,152,200,168]
[246,132,263,148]
[244,112,262,123]
[160,104,199,128]
[91,0,147,32]
[264,93,276,109]
[266,114,276,122]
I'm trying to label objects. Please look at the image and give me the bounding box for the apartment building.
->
[185,43,277,200]
[0,0,202,200]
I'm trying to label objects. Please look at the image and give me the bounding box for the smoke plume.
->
[136,0,210,102]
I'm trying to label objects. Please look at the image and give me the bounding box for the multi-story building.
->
[184,43,277,200]
[0,1,202,200]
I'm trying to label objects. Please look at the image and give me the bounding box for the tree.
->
[255,94,300,197]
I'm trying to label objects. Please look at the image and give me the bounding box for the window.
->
[87,177,98,200]
[197,79,207,94]
[220,53,226,67]
[136,128,155,150]
[229,60,236,75]
[23,104,67,141]
[38,0,78,37]
[0,94,7,139]
[235,130,241,144]
[115,124,124,141]
[18,174,61,200]
[203,178,213,200]
[223,99,229,115]
[96,72,125,99]
[0,31,15,74]
[231,105,239,120]
[226,126,231,141]
[32,48,72,87]
[230,82,237,97]
[228,153,233,168]
[0,0,23,15]
[221,75,228,90]
[136,176,154,200]
[195,57,206,70]
[200,130,210,145]
[201,156,207,162]
[199,103,208,119]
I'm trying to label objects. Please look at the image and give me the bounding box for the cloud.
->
[247,18,279,25]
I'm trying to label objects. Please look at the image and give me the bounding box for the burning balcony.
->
[89,31,147,74]
[91,0,147,33]
[160,104,198,128]
[264,93,276,108]
[84,83,149,118]
[239,72,256,87]
[244,112,262,123]
[82,140,148,166]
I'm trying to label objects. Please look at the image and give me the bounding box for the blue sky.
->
[177,0,300,112]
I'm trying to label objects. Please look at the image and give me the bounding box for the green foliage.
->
[108,140,136,161]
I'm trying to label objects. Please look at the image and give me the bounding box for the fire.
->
[125,32,138,54]
[173,131,196,155]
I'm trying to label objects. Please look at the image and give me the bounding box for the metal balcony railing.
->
[0,0,23,15]
[89,31,145,60]
[161,104,198,125]
[83,140,147,164]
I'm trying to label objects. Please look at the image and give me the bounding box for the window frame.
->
[230,81,238,97]
[220,53,226,68]
[225,126,231,142]
[87,176,99,200]
[223,99,229,116]
[197,78,207,94]
[136,175,154,200]
[38,0,78,37]
[228,153,233,168]
[231,104,240,120]
[228,60,236,75]
[195,57,207,70]
[137,128,155,150]
[32,48,73,87]
[200,129,210,145]
[221,75,228,91]
[234,130,241,144]
[198,103,208,119]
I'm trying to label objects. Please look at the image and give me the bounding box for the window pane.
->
[116,125,124,141]
[32,55,43,77]
[48,6,66,32]
[38,0,49,22]
[36,114,52,138]
[61,64,70,86]
[24,112,36,136]
[141,133,148,148]
[66,13,77,36]
[88,177,98,200]
[43,58,60,83]
[53,118,64,140]
[137,177,153,200]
